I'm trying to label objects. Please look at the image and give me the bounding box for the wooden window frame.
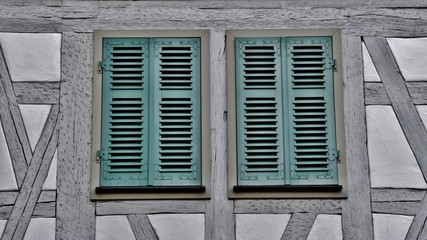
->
[91,30,211,200]
[227,29,347,199]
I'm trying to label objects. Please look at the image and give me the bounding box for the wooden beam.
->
[281,213,317,240]
[96,201,206,215]
[405,193,427,239]
[12,82,60,104]
[364,37,427,184]
[234,200,342,214]
[0,45,31,186]
[341,35,374,239]
[56,33,95,240]
[127,214,158,240]
[1,105,59,240]
[371,189,425,202]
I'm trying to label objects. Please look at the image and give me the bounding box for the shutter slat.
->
[152,38,201,185]
[286,37,338,185]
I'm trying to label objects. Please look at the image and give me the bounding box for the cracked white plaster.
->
[387,38,427,81]
[373,214,413,240]
[307,214,342,240]
[96,216,136,240]
[0,119,17,190]
[0,33,61,82]
[367,106,427,188]
[19,104,51,152]
[362,42,381,82]
[23,218,55,240]
[236,214,291,240]
[148,214,204,240]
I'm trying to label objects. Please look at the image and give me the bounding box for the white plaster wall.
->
[0,33,61,82]
[235,214,291,240]
[367,106,427,188]
[42,150,57,190]
[148,214,204,240]
[0,220,6,237]
[96,215,136,240]
[0,118,17,190]
[23,218,55,240]
[373,214,413,240]
[306,214,342,240]
[362,42,381,82]
[19,104,51,152]
[387,38,427,81]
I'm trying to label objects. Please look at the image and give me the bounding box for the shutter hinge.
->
[332,59,337,72]
[98,61,103,74]
[96,149,108,163]
[328,148,339,161]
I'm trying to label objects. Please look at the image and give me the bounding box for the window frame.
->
[226,29,347,199]
[91,30,211,200]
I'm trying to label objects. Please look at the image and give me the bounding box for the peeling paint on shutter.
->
[236,38,285,185]
[285,37,338,185]
[100,38,149,186]
[152,38,201,186]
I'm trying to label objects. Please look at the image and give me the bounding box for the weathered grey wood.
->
[371,189,425,202]
[12,82,60,104]
[32,202,56,218]
[365,82,427,105]
[407,82,427,105]
[0,45,31,186]
[204,30,234,240]
[0,192,17,206]
[234,200,342,214]
[56,33,95,240]
[0,4,426,36]
[406,194,427,240]
[97,201,206,215]
[365,37,427,183]
[281,213,317,240]
[341,35,374,239]
[1,105,59,240]
[38,190,57,203]
[127,214,159,240]
[0,206,13,220]
[372,201,420,215]
[365,82,391,105]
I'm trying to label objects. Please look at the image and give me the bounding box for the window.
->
[227,30,346,198]
[91,31,210,199]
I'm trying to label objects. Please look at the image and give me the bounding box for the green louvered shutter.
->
[236,38,286,185]
[100,38,150,186]
[151,38,201,186]
[285,37,338,185]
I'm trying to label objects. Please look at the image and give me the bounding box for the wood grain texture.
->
[371,189,425,202]
[364,37,427,183]
[341,35,374,240]
[0,45,31,186]
[96,201,206,215]
[12,82,60,104]
[364,82,391,105]
[204,30,234,240]
[0,4,426,36]
[372,201,420,215]
[407,82,427,105]
[56,33,95,240]
[127,214,158,240]
[281,213,317,240]
[37,190,56,203]
[234,200,342,214]
[406,194,427,240]
[32,202,56,218]
[0,192,17,206]
[1,105,59,240]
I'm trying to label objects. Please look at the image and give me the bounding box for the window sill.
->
[233,185,342,193]
[95,186,206,194]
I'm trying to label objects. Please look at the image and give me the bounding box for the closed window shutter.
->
[285,37,338,185]
[100,38,150,186]
[151,38,201,186]
[236,38,286,185]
